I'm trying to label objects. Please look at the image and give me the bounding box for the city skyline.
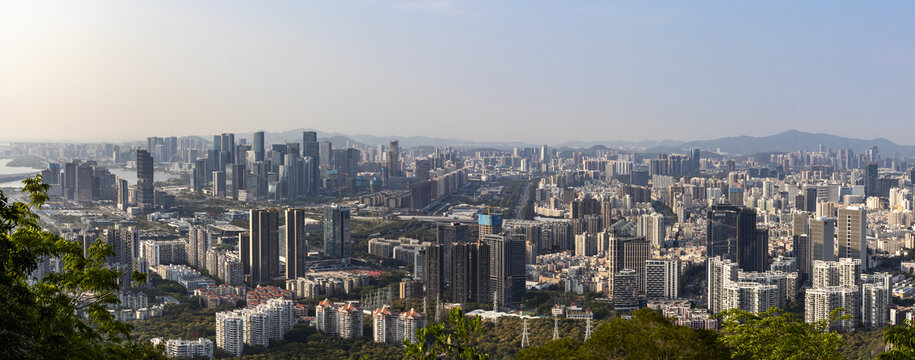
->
[2,1,915,144]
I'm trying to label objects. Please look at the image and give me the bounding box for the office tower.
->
[837,207,867,269]
[212,171,226,198]
[117,178,129,210]
[284,208,308,279]
[645,259,679,299]
[728,187,744,206]
[707,256,739,314]
[216,311,244,356]
[792,212,808,237]
[253,131,265,162]
[387,139,400,178]
[793,234,813,283]
[805,286,859,332]
[323,205,351,259]
[484,233,525,308]
[722,282,779,314]
[861,283,889,329]
[804,187,817,212]
[865,162,879,197]
[75,162,94,202]
[424,243,443,300]
[226,163,245,200]
[808,217,836,264]
[606,235,650,295]
[437,222,468,289]
[220,133,236,165]
[706,205,761,271]
[478,213,503,240]
[302,131,320,193]
[319,141,333,168]
[637,213,666,248]
[613,269,639,310]
[451,242,490,304]
[136,150,154,211]
[248,209,279,284]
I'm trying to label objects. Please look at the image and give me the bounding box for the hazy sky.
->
[2,1,914,144]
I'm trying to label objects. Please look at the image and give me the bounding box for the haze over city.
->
[2,1,915,143]
[3,2,915,360]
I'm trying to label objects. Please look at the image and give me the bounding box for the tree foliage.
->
[879,320,915,360]
[0,176,166,359]
[518,308,729,360]
[717,307,847,360]
[404,307,489,360]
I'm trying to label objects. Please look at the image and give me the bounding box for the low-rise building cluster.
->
[285,271,370,299]
[151,338,214,359]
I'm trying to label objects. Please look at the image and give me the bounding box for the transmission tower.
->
[423,296,428,315]
[493,291,498,312]
[435,296,442,323]
[584,318,592,341]
[553,317,559,340]
[521,318,530,348]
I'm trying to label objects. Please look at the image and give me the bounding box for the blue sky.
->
[1,1,913,144]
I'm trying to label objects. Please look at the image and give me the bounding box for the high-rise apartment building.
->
[722,281,779,314]
[436,222,468,289]
[707,256,739,314]
[424,243,444,300]
[451,242,490,304]
[805,286,859,332]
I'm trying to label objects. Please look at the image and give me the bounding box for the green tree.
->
[518,308,728,360]
[717,307,847,360]
[0,176,166,359]
[403,307,489,360]
[879,320,915,360]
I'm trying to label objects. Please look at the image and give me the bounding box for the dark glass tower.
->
[323,205,351,259]
[136,149,154,211]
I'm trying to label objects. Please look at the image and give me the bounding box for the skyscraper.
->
[645,259,679,299]
[707,256,739,314]
[451,242,490,304]
[837,207,867,269]
[323,205,351,259]
[424,243,443,300]
[387,139,400,178]
[478,213,503,240]
[284,208,308,279]
[253,131,265,162]
[136,149,154,211]
[706,205,761,271]
[249,209,279,284]
[437,222,468,289]
[808,217,836,264]
[865,162,879,197]
[484,233,525,308]
[302,131,320,194]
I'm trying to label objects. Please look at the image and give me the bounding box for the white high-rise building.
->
[156,338,214,359]
[215,299,295,356]
[215,312,244,357]
[722,282,779,314]
[373,306,400,345]
[805,286,860,332]
[812,258,861,289]
[316,299,340,336]
[739,271,793,310]
[861,283,889,329]
[645,259,679,299]
[637,214,666,248]
[707,256,739,314]
[317,299,363,340]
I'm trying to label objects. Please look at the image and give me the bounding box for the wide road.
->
[512,181,532,219]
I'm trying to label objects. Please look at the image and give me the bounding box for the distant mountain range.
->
[228,129,914,156]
